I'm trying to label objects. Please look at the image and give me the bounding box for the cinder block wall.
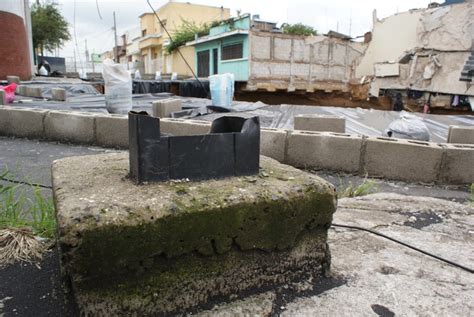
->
[0,106,473,185]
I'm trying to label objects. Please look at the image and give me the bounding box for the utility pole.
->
[113,11,118,63]
[85,39,89,63]
[73,50,77,72]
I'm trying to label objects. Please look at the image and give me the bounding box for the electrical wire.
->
[0,177,52,190]
[95,0,103,20]
[331,223,473,274]
[146,0,210,98]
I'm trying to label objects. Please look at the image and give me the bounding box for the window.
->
[221,43,243,61]
[142,29,147,37]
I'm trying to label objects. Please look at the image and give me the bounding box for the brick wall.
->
[0,11,32,80]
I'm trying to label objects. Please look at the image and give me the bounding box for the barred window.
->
[221,43,243,61]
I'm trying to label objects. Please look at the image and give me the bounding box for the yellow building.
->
[139,1,230,77]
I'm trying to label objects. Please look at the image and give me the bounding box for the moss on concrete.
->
[52,153,336,315]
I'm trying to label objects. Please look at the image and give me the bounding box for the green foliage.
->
[338,176,378,198]
[281,23,317,36]
[166,20,211,54]
[31,1,71,56]
[0,169,56,239]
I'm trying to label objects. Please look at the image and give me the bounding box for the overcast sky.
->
[53,0,432,61]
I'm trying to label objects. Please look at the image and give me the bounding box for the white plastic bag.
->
[155,71,162,81]
[384,112,431,141]
[171,72,178,80]
[39,66,48,76]
[134,70,141,80]
[209,73,234,108]
[102,59,132,114]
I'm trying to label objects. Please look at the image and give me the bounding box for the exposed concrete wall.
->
[358,2,474,96]
[248,32,366,92]
[1,106,473,184]
[356,10,423,77]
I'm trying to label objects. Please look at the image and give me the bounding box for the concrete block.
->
[364,138,443,183]
[15,85,27,96]
[26,86,43,98]
[6,76,20,84]
[52,153,336,315]
[152,99,182,118]
[0,90,5,105]
[51,88,67,101]
[260,128,287,162]
[287,131,363,173]
[0,106,47,138]
[159,118,211,136]
[45,111,95,143]
[447,125,474,145]
[439,144,474,184]
[294,114,346,133]
[95,114,128,148]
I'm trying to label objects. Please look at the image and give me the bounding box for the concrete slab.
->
[0,106,47,138]
[159,118,211,136]
[44,111,95,144]
[52,153,336,315]
[152,99,182,118]
[95,114,128,148]
[51,88,66,101]
[6,76,20,84]
[287,131,363,173]
[440,144,474,184]
[294,114,346,133]
[363,137,444,183]
[447,125,474,144]
[260,128,288,162]
[0,90,5,105]
[282,193,474,316]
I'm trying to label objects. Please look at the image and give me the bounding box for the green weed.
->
[338,176,378,198]
[0,169,56,239]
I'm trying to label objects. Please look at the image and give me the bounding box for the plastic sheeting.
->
[10,93,473,143]
[132,80,210,98]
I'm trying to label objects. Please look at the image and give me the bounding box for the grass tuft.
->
[0,168,56,239]
[338,176,378,198]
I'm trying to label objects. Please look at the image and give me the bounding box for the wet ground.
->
[0,136,472,316]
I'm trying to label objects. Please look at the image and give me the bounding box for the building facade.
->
[188,15,366,92]
[138,1,230,76]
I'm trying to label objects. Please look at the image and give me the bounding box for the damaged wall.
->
[247,32,366,92]
[357,2,473,97]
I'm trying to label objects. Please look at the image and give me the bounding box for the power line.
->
[146,0,210,99]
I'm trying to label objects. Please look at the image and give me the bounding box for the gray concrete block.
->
[364,137,443,183]
[0,106,47,138]
[16,85,27,96]
[260,128,287,162]
[160,118,211,136]
[7,76,20,84]
[51,88,67,101]
[447,125,474,145]
[26,86,43,98]
[152,99,182,118]
[439,144,474,184]
[294,114,345,133]
[95,114,128,148]
[287,131,363,173]
[0,90,5,105]
[45,111,96,143]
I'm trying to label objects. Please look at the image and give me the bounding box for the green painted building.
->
[187,15,252,81]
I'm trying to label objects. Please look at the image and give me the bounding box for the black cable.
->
[95,0,103,19]
[146,0,210,99]
[332,223,473,274]
[0,177,52,190]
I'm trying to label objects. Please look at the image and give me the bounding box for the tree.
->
[281,23,317,36]
[165,20,211,54]
[31,1,71,56]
